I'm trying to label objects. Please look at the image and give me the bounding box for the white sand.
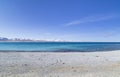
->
[0,50,120,77]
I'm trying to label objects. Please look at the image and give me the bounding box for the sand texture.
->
[0,51,120,77]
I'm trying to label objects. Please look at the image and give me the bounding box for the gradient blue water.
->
[0,42,120,52]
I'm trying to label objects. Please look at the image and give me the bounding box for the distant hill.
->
[0,37,9,41]
[0,37,69,42]
[0,37,38,42]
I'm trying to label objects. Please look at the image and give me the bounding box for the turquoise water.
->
[0,42,120,52]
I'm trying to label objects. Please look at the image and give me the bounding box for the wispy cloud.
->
[64,14,118,27]
[103,31,117,38]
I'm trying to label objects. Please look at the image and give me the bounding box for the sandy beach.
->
[0,51,120,77]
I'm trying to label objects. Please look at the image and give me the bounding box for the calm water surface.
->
[0,42,120,52]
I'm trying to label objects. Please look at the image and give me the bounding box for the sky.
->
[0,0,120,42]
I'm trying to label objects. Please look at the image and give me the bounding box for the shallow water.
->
[0,42,120,52]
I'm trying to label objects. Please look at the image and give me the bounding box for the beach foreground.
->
[0,51,120,77]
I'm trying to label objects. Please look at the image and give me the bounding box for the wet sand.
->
[0,50,120,77]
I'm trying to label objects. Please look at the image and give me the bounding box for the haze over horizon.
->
[0,0,120,42]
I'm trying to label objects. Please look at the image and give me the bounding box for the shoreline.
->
[0,50,120,77]
[0,49,120,52]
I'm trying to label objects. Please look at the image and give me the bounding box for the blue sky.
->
[0,0,120,42]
